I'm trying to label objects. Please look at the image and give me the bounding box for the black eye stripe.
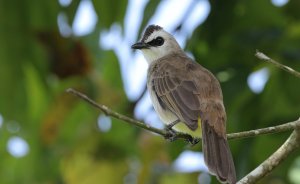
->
[147,36,164,47]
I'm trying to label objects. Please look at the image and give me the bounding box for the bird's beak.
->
[131,42,149,50]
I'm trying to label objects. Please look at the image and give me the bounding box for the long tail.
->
[201,120,236,184]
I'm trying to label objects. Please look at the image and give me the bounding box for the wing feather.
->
[150,55,222,130]
[148,54,236,183]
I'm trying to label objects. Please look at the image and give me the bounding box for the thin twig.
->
[227,118,300,140]
[66,88,300,141]
[66,88,196,142]
[67,51,300,184]
[237,130,300,184]
[66,88,166,136]
[236,50,300,184]
[255,50,300,78]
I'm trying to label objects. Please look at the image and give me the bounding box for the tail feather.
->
[202,120,236,184]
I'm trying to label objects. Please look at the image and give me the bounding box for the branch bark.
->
[66,88,300,142]
[227,118,300,140]
[255,50,300,79]
[66,88,166,137]
[237,130,300,184]
[66,51,300,184]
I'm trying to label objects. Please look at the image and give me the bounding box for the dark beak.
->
[131,42,149,50]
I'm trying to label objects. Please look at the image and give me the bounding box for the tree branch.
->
[227,118,300,140]
[237,129,300,184]
[66,88,300,142]
[67,51,300,184]
[233,51,300,183]
[66,88,166,136]
[255,50,300,79]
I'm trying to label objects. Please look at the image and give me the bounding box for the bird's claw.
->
[186,137,200,146]
[164,126,200,145]
[165,123,174,130]
[164,127,178,142]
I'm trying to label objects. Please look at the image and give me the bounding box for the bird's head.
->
[131,25,182,63]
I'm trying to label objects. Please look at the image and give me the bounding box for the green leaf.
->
[92,0,128,28]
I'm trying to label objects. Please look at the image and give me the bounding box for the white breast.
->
[146,64,202,138]
[147,82,178,125]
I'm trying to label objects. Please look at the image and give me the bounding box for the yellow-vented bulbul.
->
[132,25,236,184]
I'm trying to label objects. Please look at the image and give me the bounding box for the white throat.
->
[141,49,164,64]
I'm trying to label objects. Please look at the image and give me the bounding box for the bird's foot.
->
[186,136,200,146]
[165,123,175,130]
[164,127,178,142]
[166,119,180,130]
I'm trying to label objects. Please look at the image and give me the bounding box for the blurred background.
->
[1,0,300,183]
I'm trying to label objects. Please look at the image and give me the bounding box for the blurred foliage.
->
[0,0,300,184]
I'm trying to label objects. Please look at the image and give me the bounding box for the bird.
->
[131,25,236,184]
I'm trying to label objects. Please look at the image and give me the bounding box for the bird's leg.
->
[164,119,180,142]
[167,120,200,145]
[163,120,200,145]
[186,137,200,146]
[166,119,180,130]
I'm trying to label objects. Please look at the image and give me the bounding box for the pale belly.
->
[148,86,202,138]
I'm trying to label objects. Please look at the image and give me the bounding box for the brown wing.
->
[150,58,202,130]
[150,54,236,183]
[150,54,224,131]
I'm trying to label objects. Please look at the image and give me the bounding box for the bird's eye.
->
[148,36,164,47]
[155,37,164,46]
